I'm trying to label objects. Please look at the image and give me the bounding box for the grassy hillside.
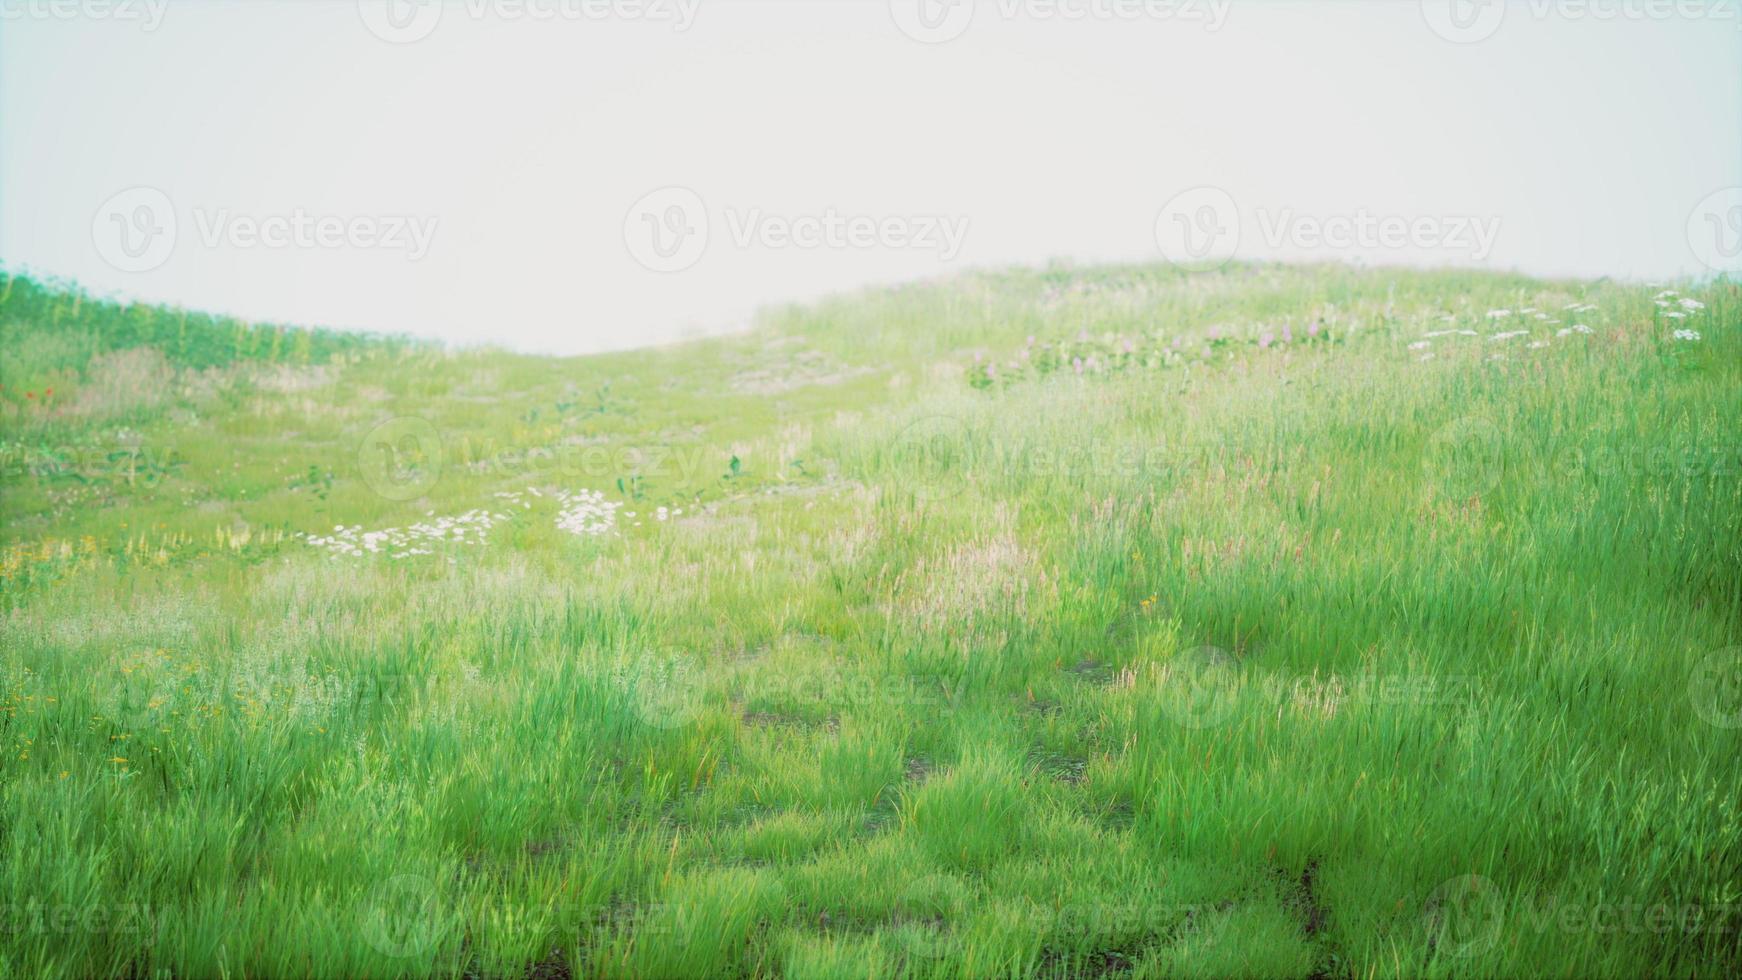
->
[1,263,1739,978]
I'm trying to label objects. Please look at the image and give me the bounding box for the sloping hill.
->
[1,264,1739,977]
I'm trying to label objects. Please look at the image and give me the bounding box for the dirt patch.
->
[729,349,870,395]
[890,510,1052,639]
[253,363,337,393]
[68,347,174,418]
[741,707,839,734]
[1028,748,1087,785]
[1066,659,1115,684]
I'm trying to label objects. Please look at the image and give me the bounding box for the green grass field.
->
[2,263,1739,978]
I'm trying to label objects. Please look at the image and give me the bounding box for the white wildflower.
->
[554,488,621,538]
[305,508,507,560]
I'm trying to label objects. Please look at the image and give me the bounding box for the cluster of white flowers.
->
[1423,289,1711,358]
[1655,290,1709,321]
[554,488,622,538]
[1421,302,1609,360]
[302,509,507,559]
[493,488,540,510]
[1491,305,1591,326]
[301,485,666,557]
[1417,300,1600,361]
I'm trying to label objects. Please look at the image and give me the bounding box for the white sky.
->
[2,1,1739,354]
